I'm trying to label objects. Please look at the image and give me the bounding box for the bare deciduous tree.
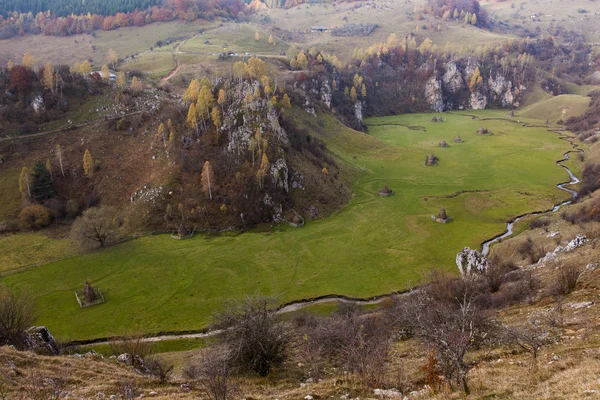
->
[0,288,36,349]
[213,296,290,377]
[186,346,237,400]
[403,278,497,394]
[70,206,119,249]
[503,320,554,364]
[109,334,153,369]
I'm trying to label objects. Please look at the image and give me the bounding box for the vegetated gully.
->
[73,127,583,346]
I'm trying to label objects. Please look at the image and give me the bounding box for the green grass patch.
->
[0,232,76,273]
[3,110,574,341]
[120,52,176,78]
[517,94,591,123]
[0,168,21,222]
[180,24,287,55]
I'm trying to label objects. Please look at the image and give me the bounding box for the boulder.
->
[25,326,59,355]
[456,248,490,275]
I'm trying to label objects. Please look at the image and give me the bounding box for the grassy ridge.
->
[2,110,573,341]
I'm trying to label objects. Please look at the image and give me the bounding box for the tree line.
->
[0,0,160,18]
[0,0,245,37]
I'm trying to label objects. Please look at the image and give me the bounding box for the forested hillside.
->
[0,0,160,18]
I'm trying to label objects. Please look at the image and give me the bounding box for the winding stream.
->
[481,148,581,256]
[71,127,583,347]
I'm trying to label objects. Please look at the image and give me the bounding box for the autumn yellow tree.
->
[197,86,214,130]
[201,161,215,200]
[42,62,55,93]
[246,57,267,79]
[469,67,482,89]
[157,122,167,147]
[184,79,200,103]
[45,159,53,181]
[211,107,222,138]
[80,60,92,77]
[233,61,245,82]
[167,119,176,145]
[107,48,118,70]
[361,83,367,98]
[130,76,143,94]
[257,153,270,189]
[116,71,126,89]
[217,88,226,113]
[350,86,358,102]
[19,167,32,200]
[296,52,308,69]
[268,34,275,46]
[7,60,14,70]
[22,52,36,69]
[282,93,291,109]
[187,103,198,135]
[254,31,260,41]
[101,64,110,82]
[83,149,94,177]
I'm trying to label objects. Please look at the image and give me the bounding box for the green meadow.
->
[1,110,574,341]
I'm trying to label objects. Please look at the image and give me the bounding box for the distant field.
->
[180,24,288,55]
[481,0,600,44]
[0,232,76,273]
[120,52,176,78]
[2,110,574,341]
[517,94,591,123]
[0,20,215,69]
[259,1,512,60]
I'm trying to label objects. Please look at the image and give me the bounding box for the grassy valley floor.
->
[2,110,575,341]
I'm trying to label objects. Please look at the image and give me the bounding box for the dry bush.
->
[485,257,518,293]
[516,237,546,263]
[22,369,68,400]
[529,217,550,230]
[213,296,290,377]
[109,334,153,369]
[117,379,139,399]
[551,263,583,296]
[185,346,237,400]
[70,206,120,249]
[503,319,557,366]
[0,288,36,349]
[397,277,499,394]
[19,205,51,229]
[301,304,392,387]
[145,356,174,384]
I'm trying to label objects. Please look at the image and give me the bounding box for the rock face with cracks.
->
[456,247,490,275]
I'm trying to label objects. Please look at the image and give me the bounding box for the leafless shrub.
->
[542,298,565,328]
[213,296,290,376]
[146,356,174,384]
[403,278,498,394]
[529,217,550,230]
[0,288,37,349]
[551,263,583,296]
[187,346,237,400]
[117,379,138,399]
[503,319,556,365]
[302,305,392,387]
[109,334,153,369]
[485,258,518,293]
[23,369,68,400]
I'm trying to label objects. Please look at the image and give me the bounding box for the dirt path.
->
[0,111,142,143]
